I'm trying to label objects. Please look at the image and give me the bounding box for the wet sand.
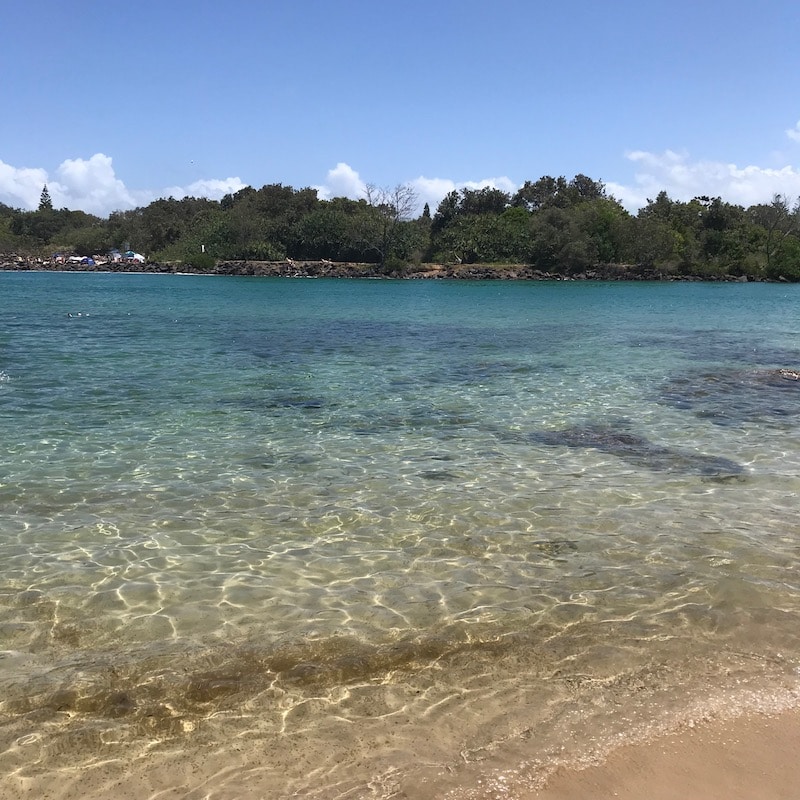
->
[531,708,800,800]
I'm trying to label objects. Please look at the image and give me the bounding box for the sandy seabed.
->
[2,706,797,800]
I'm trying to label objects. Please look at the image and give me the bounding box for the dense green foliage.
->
[3,177,800,279]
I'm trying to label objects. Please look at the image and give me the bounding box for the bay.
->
[1,272,800,798]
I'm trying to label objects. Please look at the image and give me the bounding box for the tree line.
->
[2,176,799,280]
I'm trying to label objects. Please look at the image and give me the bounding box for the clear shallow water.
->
[1,272,800,798]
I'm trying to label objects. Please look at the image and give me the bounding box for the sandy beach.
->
[531,708,800,800]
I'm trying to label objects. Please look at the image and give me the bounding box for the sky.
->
[3,0,800,218]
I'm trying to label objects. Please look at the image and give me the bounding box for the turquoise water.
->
[1,272,800,798]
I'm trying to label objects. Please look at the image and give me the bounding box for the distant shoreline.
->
[0,256,771,282]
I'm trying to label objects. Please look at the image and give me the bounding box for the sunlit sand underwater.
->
[1,272,800,798]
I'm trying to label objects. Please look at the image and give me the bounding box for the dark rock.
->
[520,421,744,479]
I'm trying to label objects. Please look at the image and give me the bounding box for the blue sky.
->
[3,0,800,217]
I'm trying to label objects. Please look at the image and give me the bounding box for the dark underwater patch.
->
[519,421,744,479]
[418,469,460,481]
[636,330,800,367]
[420,359,537,387]
[232,318,500,365]
[656,368,800,427]
[350,406,478,436]
[220,393,329,412]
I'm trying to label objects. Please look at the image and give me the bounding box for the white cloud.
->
[2,153,519,221]
[314,162,367,201]
[410,174,517,215]
[408,176,457,213]
[314,163,518,216]
[606,149,800,211]
[462,176,518,195]
[0,160,50,210]
[786,120,800,143]
[10,148,798,224]
[0,153,246,217]
[52,153,140,215]
[160,177,247,203]
[381,173,517,216]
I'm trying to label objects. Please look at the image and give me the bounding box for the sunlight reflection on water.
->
[1,274,800,797]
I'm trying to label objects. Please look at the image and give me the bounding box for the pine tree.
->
[38,184,53,211]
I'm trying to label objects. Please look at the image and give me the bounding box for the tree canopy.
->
[3,177,800,280]
[38,185,53,212]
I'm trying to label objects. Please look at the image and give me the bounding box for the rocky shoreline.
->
[0,256,763,281]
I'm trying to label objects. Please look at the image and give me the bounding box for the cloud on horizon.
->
[3,137,800,220]
[605,149,800,211]
[314,163,518,217]
[0,154,245,217]
[160,177,248,204]
[410,175,518,215]
[314,162,367,201]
